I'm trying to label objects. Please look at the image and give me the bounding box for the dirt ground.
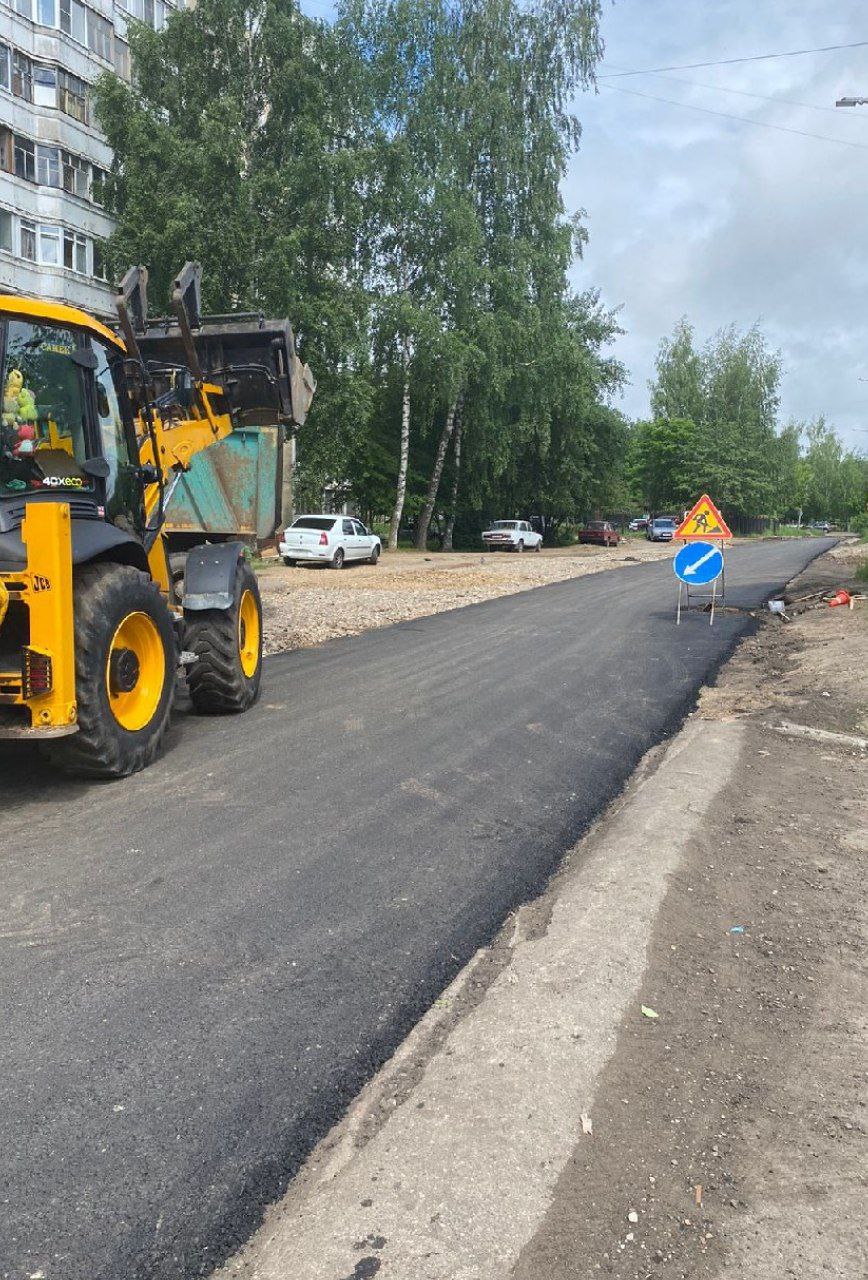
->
[513,546,867,1279]
[256,541,674,653]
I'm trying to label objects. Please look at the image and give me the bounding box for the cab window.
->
[1,318,92,498]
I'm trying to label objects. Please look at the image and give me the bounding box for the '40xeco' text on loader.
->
[0,264,312,778]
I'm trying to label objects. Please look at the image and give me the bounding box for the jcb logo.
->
[32,576,51,592]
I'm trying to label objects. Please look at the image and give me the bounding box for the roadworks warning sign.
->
[675,494,732,540]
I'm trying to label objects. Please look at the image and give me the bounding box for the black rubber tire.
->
[45,563,175,780]
[535,541,542,552]
[369,544,380,565]
[516,541,524,553]
[185,560,263,715]
[282,557,296,567]
[330,547,345,570]
[168,552,187,606]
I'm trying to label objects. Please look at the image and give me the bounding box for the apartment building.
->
[1,0,185,318]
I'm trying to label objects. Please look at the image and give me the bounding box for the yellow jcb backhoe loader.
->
[0,264,308,778]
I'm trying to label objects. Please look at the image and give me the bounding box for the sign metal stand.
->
[672,496,732,626]
[673,537,727,626]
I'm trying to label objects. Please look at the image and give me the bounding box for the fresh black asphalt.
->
[0,538,833,1280]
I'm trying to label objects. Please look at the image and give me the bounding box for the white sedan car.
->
[279,515,381,568]
[481,520,543,552]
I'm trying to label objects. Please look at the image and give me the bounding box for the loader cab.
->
[0,301,145,538]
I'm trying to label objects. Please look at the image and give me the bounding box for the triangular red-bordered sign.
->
[675,494,732,540]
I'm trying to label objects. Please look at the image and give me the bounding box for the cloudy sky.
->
[299,1,868,452]
[570,0,868,451]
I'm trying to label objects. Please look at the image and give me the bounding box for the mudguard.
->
[182,541,244,611]
[0,520,149,573]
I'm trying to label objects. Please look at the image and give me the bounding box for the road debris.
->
[580,1113,593,1136]
[640,1005,659,1019]
[773,722,868,751]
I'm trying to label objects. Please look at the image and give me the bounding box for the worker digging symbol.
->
[675,494,732,541]
[692,508,718,536]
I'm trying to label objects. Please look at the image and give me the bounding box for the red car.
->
[578,521,621,547]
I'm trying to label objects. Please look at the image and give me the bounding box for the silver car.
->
[646,517,677,542]
[279,515,381,568]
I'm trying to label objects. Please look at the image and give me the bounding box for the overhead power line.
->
[598,40,868,79]
[603,82,868,149]
[608,67,853,116]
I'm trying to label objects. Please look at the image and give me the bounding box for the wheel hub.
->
[109,647,140,695]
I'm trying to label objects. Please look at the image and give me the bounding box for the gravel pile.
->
[258,542,673,654]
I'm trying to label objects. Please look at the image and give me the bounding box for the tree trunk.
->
[415,388,463,551]
[442,414,463,552]
[388,337,412,552]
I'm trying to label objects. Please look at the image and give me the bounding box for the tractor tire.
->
[185,560,263,715]
[46,563,176,779]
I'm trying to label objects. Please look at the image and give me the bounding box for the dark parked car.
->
[578,521,621,547]
[646,517,678,542]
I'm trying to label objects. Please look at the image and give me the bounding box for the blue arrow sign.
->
[673,540,724,585]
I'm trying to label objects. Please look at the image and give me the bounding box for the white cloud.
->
[569,0,868,450]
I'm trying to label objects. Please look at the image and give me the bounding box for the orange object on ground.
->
[829,590,851,608]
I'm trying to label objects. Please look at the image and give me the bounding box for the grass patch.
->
[855,558,868,584]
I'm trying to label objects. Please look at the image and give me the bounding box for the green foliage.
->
[637,320,865,524]
[95,0,623,540]
[796,419,867,524]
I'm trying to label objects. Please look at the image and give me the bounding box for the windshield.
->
[492,521,517,529]
[655,518,676,527]
[1,318,93,499]
[292,516,335,530]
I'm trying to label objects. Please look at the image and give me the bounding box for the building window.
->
[0,209,12,254]
[20,220,37,262]
[39,224,61,265]
[58,69,88,124]
[12,50,33,103]
[63,149,89,197]
[64,229,87,273]
[86,9,112,62]
[92,237,108,280]
[90,162,107,204]
[59,0,87,46]
[0,129,11,174]
[37,0,57,23]
[33,65,57,108]
[14,135,35,183]
[0,44,10,94]
[36,143,61,187]
[114,38,130,81]
[122,0,160,27]
[12,0,33,18]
